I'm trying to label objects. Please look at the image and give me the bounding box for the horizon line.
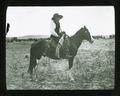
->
[6,34,115,38]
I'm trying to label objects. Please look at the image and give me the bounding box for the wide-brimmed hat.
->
[52,13,63,20]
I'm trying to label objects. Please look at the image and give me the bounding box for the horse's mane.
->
[71,27,84,38]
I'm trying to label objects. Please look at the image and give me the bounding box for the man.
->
[50,13,70,58]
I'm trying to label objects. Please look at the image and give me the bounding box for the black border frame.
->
[0,0,119,96]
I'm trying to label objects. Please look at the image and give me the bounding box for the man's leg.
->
[55,43,61,58]
[55,34,65,58]
[59,34,65,45]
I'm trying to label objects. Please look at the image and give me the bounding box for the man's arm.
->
[50,21,59,37]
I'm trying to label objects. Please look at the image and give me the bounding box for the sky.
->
[6,6,115,37]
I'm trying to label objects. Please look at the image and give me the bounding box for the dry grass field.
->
[6,38,115,90]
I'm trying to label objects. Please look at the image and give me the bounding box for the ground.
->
[6,38,115,90]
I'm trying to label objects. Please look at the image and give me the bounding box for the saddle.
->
[52,33,70,54]
[50,35,59,44]
[43,32,71,58]
[50,32,70,48]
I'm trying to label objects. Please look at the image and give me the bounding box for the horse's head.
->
[81,26,94,43]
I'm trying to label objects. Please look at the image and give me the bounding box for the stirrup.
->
[55,53,60,59]
[56,55,60,59]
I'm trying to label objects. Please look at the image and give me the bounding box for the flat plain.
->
[6,38,115,90]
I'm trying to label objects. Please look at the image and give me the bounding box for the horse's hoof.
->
[30,78,34,82]
[70,78,75,82]
[29,75,34,81]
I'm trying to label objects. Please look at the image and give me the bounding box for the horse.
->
[28,26,94,80]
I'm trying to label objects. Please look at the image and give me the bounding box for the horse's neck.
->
[70,31,83,48]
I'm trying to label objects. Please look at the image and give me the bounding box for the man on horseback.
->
[50,13,71,58]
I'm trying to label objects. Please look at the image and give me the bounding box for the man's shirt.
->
[50,20,62,37]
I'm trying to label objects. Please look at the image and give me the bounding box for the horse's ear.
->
[84,25,86,29]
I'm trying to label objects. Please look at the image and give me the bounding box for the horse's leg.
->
[66,70,74,82]
[28,55,42,81]
[28,55,37,76]
[67,57,75,81]
[33,59,39,80]
[68,57,74,69]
